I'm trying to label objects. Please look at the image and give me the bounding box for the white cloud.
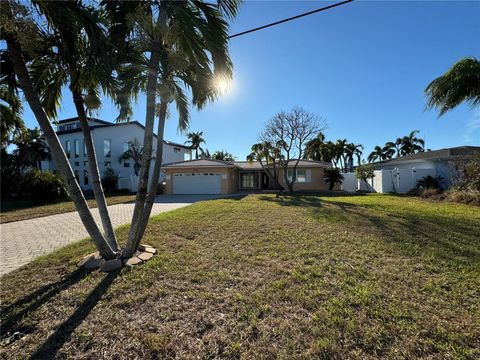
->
[464,111,480,143]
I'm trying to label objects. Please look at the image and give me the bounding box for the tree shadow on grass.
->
[29,270,119,360]
[258,193,479,267]
[319,199,480,266]
[1,267,93,338]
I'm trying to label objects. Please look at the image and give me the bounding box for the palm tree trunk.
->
[5,30,115,259]
[134,100,167,246]
[71,89,120,252]
[124,46,161,258]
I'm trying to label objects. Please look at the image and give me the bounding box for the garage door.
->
[172,172,222,194]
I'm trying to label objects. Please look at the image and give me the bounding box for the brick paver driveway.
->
[0,195,225,276]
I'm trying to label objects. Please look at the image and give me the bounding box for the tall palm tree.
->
[185,131,206,159]
[2,0,116,259]
[368,146,385,163]
[303,132,325,161]
[425,57,480,116]
[29,2,120,252]
[0,84,25,146]
[211,150,234,161]
[400,130,425,155]
[105,0,241,256]
[334,139,348,172]
[11,127,50,170]
[344,143,363,172]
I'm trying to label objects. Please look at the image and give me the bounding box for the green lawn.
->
[0,194,136,223]
[1,194,479,359]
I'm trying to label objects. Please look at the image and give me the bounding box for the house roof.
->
[163,158,237,168]
[163,158,331,170]
[234,159,331,170]
[373,146,480,166]
[55,118,192,149]
[56,117,111,125]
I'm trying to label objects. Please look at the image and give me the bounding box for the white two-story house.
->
[42,117,192,191]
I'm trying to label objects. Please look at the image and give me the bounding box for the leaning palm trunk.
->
[134,100,168,246]
[72,89,120,252]
[124,48,161,258]
[5,32,115,259]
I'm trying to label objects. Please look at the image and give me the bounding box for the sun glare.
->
[214,76,232,95]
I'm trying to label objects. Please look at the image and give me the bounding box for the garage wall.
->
[163,167,234,194]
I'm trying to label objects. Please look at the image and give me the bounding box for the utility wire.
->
[229,0,354,39]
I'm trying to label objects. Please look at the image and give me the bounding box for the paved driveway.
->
[0,194,227,276]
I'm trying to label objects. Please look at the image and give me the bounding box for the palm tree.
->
[11,128,50,170]
[303,132,325,161]
[425,57,480,116]
[119,138,144,176]
[368,146,385,163]
[247,141,282,189]
[106,0,241,257]
[381,143,395,159]
[400,130,425,155]
[344,143,363,172]
[0,83,25,146]
[185,131,206,159]
[211,150,235,161]
[324,168,344,190]
[2,1,116,259]
[28,2,120,252]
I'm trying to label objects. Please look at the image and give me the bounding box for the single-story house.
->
[162,159,332,194]
[368,146,480,193]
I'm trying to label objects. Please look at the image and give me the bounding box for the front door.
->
[261,172,270,189]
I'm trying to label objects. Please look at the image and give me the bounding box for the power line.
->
[228,0,355,39]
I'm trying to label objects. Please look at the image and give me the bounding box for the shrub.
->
[19,169,68,202]
[323,168,344,190]
[445,188,480,206]
[416,175,444,190]
[101,168,118,192]
[455,159,480,192]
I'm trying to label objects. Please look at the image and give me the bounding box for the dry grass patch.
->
[0,194,135,223]
[1,194,479,359]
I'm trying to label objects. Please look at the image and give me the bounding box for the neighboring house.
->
[351,146,480,193]
[42,117,192,191]
[162,158,332,194]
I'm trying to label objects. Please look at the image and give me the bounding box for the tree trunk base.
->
[78,246,157,271]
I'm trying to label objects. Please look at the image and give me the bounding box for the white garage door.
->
[172,172,222,194]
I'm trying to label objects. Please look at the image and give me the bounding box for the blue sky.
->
[22,0,480,160]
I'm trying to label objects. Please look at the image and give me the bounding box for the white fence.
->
[341,168,436,194]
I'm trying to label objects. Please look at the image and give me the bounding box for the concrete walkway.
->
[0,195,224,276]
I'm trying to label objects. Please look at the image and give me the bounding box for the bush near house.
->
[412,160,480,206]
[18,169,68,203]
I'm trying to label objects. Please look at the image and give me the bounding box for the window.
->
[83,140,87,157]
[240,173,258,189]
[65,140,71,158]
[287,169,308,183]
[104,161,111,168]
[74,139,80,158]
[123,142,129,153]
[84,161,88,167]
[104,139,111,158]
[124,162,130,168]
[174,147,181,153]
[84,170,89,185]
[74,161,79,167]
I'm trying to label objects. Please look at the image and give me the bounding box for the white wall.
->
[340,167,437,194]
[43,123,191,191]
